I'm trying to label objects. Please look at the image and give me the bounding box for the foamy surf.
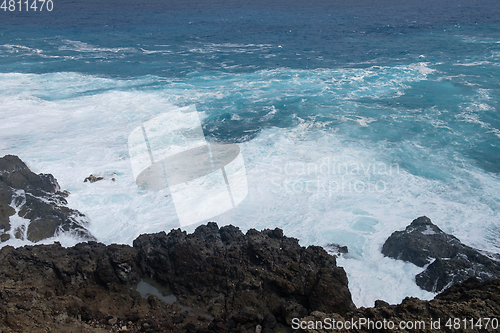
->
[0,68,499,308]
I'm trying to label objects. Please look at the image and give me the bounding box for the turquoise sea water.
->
[1,0,500,306]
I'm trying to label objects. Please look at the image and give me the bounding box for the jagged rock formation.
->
[382,216,500,293]
[0,242,140,332]
[134,223,356,323]
[0,223,498,332]
[0,223,355,332]
[300,278,500,333]
[0,155,94,242]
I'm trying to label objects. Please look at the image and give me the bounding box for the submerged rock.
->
[84,174,104,183]
[325,243,349,257]
[0,155,94,242]
[382,216,500,293]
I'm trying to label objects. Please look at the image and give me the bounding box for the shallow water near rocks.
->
[135,278,177,305]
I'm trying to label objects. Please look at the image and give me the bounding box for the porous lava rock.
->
[300,278,500,333]
[133,223,357,323]
[0,223,355,332]
[382,216,500,292]
[0,224,499,332]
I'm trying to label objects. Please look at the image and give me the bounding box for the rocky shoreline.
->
[0,223,355,332]
[1,155,499,332]
[0,223,499,333]
[382,216,500,293]
[0,155,94,243]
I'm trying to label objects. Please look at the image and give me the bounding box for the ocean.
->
[1,0,500,307]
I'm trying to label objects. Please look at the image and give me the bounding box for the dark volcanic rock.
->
[325,243,349,257]
[301,278,500,333]
[0,223,499,332]
[134,222,356,322]
[0,155,94,242]
[84,174,103,183]
[0,241,139,290]
[0,223,356,332]
[382,216,500,292]
[0,241,172,333]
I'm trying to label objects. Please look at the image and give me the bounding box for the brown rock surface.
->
[0,223,356,332]
[299,278,500,332]
[0,225,498,332]
[84,174,104,183]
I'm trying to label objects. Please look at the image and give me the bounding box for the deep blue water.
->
[2,0,500,171]
[3,0,500,75]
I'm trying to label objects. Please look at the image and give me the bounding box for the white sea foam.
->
[187,43,273,54]
[140,48,173,55]
[459,36,500,44]
[233,126,500,303]
[0,44,62,59]
[454,61,493,67]
[1,44,43,55]
[59,40,137,54]
[1,71,499,308]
